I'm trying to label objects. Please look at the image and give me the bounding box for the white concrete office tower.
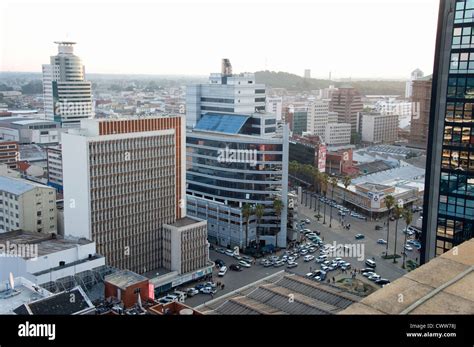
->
[307,100,351,145]
[405,68,424,99]
[0,176,57,234]
[186,59,266,128]
[361,112,399,144]
[42,42,94,128]
[62,116,186,274]
[266,96,283,121]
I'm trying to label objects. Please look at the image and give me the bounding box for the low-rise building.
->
[0,176,57,234]
[0,140,18,169]
[361,112,399,144]
[0,230,105,284]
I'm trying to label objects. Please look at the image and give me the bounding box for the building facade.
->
[62,116,186,274]
[405,68,424,99]
[410,76,432,148]
[265,96,283,121]
[0,140,18,169]
[162,217,209,275]
[422,0,474,263]
[0,176,57,234]
[185,64,289,249]
[361,112,399,144]
[186,59,266,129]
[42,42,94,128]
[46,146,63,192]
[329,86,363,136]
[324,122,352,146]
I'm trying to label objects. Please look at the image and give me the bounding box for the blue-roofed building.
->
[186,60,290,250]
[0,176,57,234]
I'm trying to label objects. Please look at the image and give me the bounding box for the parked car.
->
[321,265,330,271]
[304,218,311,224]
[355,234,365,240]
[316,255,328,263]
[233,255,243,261]
[218,266,228,276]
[225,249,235,257]
[214,259,225,268]
[304,255,315,262]
[216,248,226,254]
[368,274,381,281]
[239,260,251,268]
[273,260,285,267]
[229,264,242,271]
[200,287,217,294]
[362,271,376,278]
[241,256,254,263]
[205,282,217,288]
[377,239,387,244]
[341,262,351,270]
[365,259,376,268]
[375,225,384,230]
[375,278,391,285]
[404,245,413,251]
[286,262,298,268]
[186,288,199,297]
[361,267,375,273]
[263,260,273,267]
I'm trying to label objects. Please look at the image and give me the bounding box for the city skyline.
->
[1,0,439,79]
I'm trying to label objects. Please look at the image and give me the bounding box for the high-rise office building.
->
[422,0,474,264]
[410,76,432,148]
[266,96,283,121]
[405,68,425,99]
[329,86,363,137]
[186,62,289,249]
[42,42,94,128]
[360,112,399,144]
[186,59,266,129]
[291,104,308,135]
[62,116,186,274]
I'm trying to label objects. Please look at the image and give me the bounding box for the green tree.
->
[321,174,329,224]
[273,198,284,248]
[402,208,413,269]
[255,204,265,246]
[384,195,395,257]
[242,203,254,250]
[329,176,338,228]
[392,206,403,262]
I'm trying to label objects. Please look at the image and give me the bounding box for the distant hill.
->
[255,70,406,96]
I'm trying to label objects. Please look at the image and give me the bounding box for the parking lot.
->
[163,195,421,308]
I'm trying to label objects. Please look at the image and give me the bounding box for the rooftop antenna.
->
[9,272,15,290]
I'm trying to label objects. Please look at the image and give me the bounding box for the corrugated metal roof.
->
[0,176,41,195]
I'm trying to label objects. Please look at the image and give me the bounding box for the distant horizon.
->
[0,70,411,82]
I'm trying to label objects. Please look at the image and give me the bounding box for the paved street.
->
[179,193,421,308]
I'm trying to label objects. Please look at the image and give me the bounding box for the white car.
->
[225,250,235,257]
[200,287,217,294]
[304,219,311,224]
[368,274,381,281]
[316,255,328,263]
[304,255,315,262]
[362,271,376,278]
[186,288,199,297]
[218,266,228,276]
[239,260,251,268]
[404,245,413,251]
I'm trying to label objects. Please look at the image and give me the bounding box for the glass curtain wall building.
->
[185,61,289,249]
[422,0,474,263]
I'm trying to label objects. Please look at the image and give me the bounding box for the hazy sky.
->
[0,0,439,79]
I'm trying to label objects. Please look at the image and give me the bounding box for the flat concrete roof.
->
[339,239,474,314]
[104,270,148,290]
[0,230,92,259]
[167,216,204,228]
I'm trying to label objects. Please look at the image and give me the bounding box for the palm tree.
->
[242,203,254,250]
[255,204,265,247]
[384,195,395,257]
[342,176,351,207]
[392,205,403,263]
[272,198,284,248]
[321,174,329,224]
[313,170,322,216]
[329,176,338,228]
[402,208,413,269]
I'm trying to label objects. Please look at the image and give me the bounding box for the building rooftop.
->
[0,277,52,314]
[167,216,204,228]
[197,271,361,315]
[0,176,49,195]
[0,230,92,259]
[351,164,425,186]
[13,286,94,315]
[104,270,148,290]
[339,239,474,314]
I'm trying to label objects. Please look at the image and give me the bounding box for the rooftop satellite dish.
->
[9,272,15,290]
